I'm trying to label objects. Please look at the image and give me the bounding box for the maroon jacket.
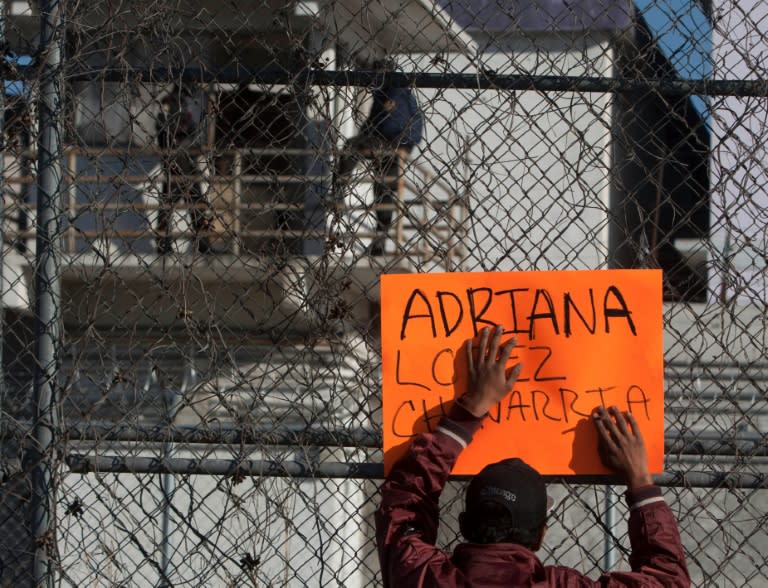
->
[376,404,691,587]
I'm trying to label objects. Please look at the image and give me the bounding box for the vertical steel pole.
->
[159,422,178,588]
[0,0,7,433]
[159,361,189,587]
[31,0,64,586]
[603,485,616,571]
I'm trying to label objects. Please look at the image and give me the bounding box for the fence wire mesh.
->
[1,0,767,586]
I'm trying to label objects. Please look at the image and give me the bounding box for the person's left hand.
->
[593,406,652,489]
[459,325,522,418]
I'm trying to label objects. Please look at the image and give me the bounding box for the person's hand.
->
[459,325,523,418]
[593,406,653,489]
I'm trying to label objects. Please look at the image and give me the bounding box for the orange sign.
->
[381,269,664,476]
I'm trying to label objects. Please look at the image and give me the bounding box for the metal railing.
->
[2,146,468,268]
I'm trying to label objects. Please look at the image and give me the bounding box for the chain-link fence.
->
[1,0,767,585]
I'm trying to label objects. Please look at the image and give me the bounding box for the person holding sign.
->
[376,325,690,587]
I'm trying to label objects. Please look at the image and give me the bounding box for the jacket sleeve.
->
[595,486,691,587]
[375,403,482,588]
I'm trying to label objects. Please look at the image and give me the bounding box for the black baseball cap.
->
[465,458,552,530]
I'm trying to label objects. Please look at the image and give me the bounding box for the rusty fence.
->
[1,0,767,586]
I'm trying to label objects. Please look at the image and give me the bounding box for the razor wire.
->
[1,0,767,586]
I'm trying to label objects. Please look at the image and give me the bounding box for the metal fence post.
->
[159,359,192,587]
[603,485,616,571]
[30,0,64,585]
[0,0,6,433]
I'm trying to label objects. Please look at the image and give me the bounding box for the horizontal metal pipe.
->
[667,406,768,418]
[64,454,768,488]
[6,420,382,446]
[665,361,768,371]
[665,371,768,381]
[65,454,383,478]
[7,66,767,97]
[4,421,766,456]
[665,390,768,402]
[666,436,768,455]
[7,146,332,158]
[61,174,330,184]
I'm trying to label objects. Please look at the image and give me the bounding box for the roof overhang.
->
[319,0,477,61]
[5,0,476,60]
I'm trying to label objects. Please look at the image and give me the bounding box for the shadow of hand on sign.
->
[567,413,604,474]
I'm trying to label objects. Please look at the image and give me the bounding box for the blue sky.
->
[634,0,711,122]
[4,53,32,97]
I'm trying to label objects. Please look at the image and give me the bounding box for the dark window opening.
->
[610,17,710,303]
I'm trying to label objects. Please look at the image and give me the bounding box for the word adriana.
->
[399,285,637,340]
[390,384,651,438]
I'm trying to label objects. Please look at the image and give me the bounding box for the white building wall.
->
[406,35,615,272]
[56,336,380,587]
[57,455,374,587]
[709,0,768,304]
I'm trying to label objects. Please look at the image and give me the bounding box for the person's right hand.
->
[593,406,653,489]
[457,326,523,418]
